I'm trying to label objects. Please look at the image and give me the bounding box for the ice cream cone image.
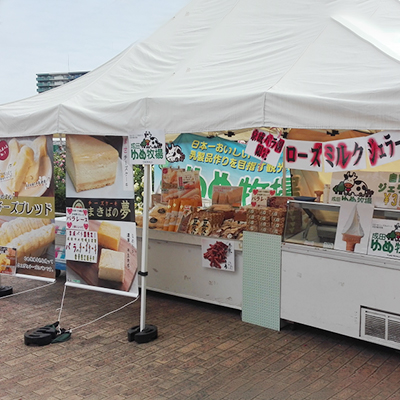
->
[342,233,362,251]
[341,205,364,252]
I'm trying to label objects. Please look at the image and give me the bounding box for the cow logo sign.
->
[331,171,374,204]
[129,130,166,165]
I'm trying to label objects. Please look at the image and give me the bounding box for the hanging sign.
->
[129,129,165,165]
[368,219,400,260]
[323,137,367,172]
[285,140,323,171]
[245,128,285,167]
[330,170,400,209]
[367,130,400,168]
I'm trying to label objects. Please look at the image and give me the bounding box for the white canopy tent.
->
[1,0,400,341]
[1,0,400,137]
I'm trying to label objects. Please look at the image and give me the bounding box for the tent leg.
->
[128,164,158,343]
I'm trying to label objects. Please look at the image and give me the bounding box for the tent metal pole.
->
[128,163,157,343]
[282,158,287,196]
[140,164,151,331]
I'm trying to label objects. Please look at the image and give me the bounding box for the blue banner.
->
[156,133,291,205]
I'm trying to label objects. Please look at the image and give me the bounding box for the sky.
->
[0,0,190,105]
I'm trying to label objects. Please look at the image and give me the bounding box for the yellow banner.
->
[0,196,54,219]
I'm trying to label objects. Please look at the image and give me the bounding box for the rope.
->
[56,284,140,333]
[69,295,140,333]
[0,280,56,299]
[56,283,67,326]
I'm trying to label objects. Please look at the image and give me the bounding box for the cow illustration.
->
[333,171,374,197]
[165,143,185,163]
[140,131,162,149]
[386,223,400,241]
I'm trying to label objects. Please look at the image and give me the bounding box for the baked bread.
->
[66,135,119,192]
[98,249,125,282]
[7,223,55,261]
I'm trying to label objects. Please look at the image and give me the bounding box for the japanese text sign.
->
[367,130,400,168]
[129,129,165,165]
[285,140,323,171]
[65,229,98,263]
[250,188,275,207]
[156,133,288,206]
[66,207,89,230]
[122,136,134,191]
[330,170,400,209]
[245,129,285,167]
[323,137,367,172]
[368,219,400,260]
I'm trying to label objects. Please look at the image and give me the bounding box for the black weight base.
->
[128,324,158,343]
[0,285,12,297]
[24,326,57,346]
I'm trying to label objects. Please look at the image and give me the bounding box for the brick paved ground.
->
[1,273,400,400]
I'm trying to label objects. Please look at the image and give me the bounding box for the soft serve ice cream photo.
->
[334,203,374,254]
[342,205,364,251]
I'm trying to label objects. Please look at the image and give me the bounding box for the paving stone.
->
[1,274,400,400]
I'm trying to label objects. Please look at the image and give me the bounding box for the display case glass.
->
[283,200,340,248]
[283,200,400,249]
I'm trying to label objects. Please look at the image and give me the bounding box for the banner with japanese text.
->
[323,136,368,172]
[367,130,400,168]
[285,140,323,171]
[0,135,56,281]
[157,133,291,206]
[329,170,400,209]
[65,135,138,297]
[288,131,400,173]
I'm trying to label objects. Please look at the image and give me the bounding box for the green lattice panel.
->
[242,231,281,331]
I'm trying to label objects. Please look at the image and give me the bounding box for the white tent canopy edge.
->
[0,0,400,138]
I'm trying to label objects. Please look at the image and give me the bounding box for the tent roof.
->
[1,0,400,138]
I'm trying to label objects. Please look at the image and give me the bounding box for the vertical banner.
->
[0,135,55,281]
[65,135,138,297]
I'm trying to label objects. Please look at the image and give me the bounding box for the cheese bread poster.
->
[0,135,56,280]
[64,135,138,297]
